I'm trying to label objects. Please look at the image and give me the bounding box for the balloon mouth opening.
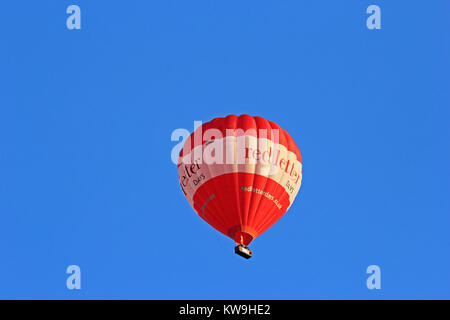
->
[229,229,255,246]
[234,232,253,246]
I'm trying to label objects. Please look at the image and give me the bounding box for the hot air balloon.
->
[178,114,302,259]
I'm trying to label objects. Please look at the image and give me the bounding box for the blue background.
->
[0,1,449,299]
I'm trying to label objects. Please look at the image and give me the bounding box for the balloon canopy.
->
[178,114,302,253]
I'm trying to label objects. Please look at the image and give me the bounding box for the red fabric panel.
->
[192,173,290,246]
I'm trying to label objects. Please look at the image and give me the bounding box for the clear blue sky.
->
[0,1,449,299]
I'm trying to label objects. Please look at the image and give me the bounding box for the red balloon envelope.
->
[178,115,302,257]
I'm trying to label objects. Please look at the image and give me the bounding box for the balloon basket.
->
[235,244,252,259]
